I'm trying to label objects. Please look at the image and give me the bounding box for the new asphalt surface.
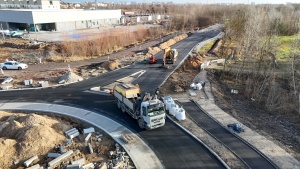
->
[0,29,228,168]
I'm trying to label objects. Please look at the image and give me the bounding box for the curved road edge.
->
[0,102,164,169]
[166,115,230,169]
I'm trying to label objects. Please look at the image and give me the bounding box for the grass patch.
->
[198,40,216,54]
[276,35,300,62]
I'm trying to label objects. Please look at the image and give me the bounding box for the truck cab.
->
[113,83,166,130]
[138,97,166,130]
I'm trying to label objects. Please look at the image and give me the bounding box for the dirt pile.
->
[159,55,205,94]
[0,111,123,169]
[147,34,188,56]
[58,70,84,84]
[0,112,68,168]
[159,34,188,49]
[100,59,120,70]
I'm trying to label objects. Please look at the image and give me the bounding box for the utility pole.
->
[0,23,5,40]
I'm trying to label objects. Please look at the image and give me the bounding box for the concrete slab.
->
[24,155,38,167]
[47,153,61,158]
[48,150,73,167]
[66,164,80,169]
[71,158,85,166]
[83,127,95,134]
[26,164,40,169]
[85,133,92,142]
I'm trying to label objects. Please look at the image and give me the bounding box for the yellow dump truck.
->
[163,47,178,65]
[113,83,166,130]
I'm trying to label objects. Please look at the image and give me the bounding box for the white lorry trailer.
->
[113,83,166,130]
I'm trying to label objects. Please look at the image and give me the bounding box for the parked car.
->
[0,61,28,70]
[6,30,24,38]
[11,31,24,38]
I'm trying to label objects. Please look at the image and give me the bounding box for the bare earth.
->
[0,111,118,169]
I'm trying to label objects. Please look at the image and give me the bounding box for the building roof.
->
[0,9,121,24]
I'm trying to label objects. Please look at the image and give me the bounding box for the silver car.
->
[0,61,28,70]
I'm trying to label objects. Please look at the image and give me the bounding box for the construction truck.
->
[163,47,178,65]
[113,83,166,130]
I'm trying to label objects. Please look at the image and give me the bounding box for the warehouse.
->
[0,9,122,32]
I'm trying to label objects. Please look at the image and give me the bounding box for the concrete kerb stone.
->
[166,115,230,169]
[0,102,164,169]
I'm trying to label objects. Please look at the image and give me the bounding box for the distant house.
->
[97,3,107,7]
[74,3,81,8]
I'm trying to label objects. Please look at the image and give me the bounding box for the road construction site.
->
[0,24,299,169]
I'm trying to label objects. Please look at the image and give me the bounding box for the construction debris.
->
[88,143,94,154]
[26,164,40,169]
[47,153,61,158]
[66,164,80,169]
[71,158,85,166]
[65,128,80,139]
[227,123,245,133]
[24,155,38,167]
[85,133,92,142]
[0,112,133,169]
[107,143,133,169]
[83,127,95,134]
[82,163,95,169]
[1,76,13,84]
[48,150,74,167]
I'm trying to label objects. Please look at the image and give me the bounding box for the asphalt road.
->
[182,101,277,169]
[0,30,229,169]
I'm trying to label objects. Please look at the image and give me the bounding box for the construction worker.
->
[144,56,147,63]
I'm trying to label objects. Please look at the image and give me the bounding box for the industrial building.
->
[0,9,122,32]
[0,0,61,9]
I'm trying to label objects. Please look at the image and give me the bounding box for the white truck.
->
[113,83,166,130]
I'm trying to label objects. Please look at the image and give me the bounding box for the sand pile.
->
[100,59,120,70]
[0,112,71,168]
[187,56,204,69]
[159,34,188,49]
[146,34,188,56]
[58,70,84,84]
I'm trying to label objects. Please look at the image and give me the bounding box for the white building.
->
[0,9,122,32]
[0,0,61,9]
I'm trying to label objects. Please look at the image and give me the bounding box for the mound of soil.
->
[0,112,69,168]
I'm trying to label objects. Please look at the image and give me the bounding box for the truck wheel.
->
[117,99,121,109]
[121,103,126,113]
[138,118,145,129]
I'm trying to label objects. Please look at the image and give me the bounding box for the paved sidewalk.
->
[0,102,163,169]
[171,70,300,169]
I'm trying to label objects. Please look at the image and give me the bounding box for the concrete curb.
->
[166,115,230,169]
[0,102,164,169]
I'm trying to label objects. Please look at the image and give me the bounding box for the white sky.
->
[178,0,299,4]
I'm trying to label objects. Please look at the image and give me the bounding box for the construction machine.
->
[148,54,157,64]
[113,83,166,130]
[163,47,178,66]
